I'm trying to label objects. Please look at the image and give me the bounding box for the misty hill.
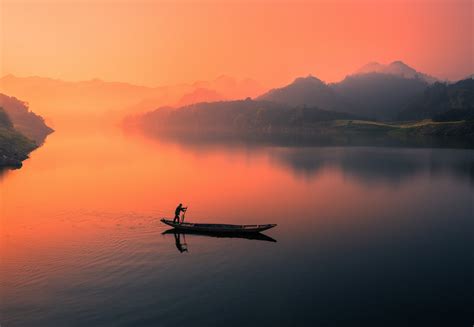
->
[136,98,474,145]
[0,75,265,123]
[0,107,13,128]
[257,75,346,111]
[133,65,473,143]
[332,73,429,120]
[0,75,180,120]
[256,63,431,120]
[0,107,37,168]
[139,98,360,133]
[397,78,474,121]
[355,61,438,84]
[175,88,226,107]
[0,93,53,144]
[192,75,265,100]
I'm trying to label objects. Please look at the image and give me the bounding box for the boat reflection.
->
[162,228,277,253]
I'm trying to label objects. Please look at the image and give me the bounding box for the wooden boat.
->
[160,218,277,233]
[162,228,277,242]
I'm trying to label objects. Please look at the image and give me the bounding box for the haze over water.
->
[0,124,472,326]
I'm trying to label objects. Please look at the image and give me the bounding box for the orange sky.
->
[1,0,472,87]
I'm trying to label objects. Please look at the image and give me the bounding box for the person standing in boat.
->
[173,203,187,224]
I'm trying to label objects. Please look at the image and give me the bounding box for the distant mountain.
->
[332,73,429,120]
[255,63,431,120]
[329,61,437,120]
[355,61,438,84]
[175,88,226,107]
[131,62,472,142]
[192,75,265,100]
[0,75,265,123]
[0,93,53,144]
[0,74,185,120]
[257,75,346,111]
[397,78,474,121]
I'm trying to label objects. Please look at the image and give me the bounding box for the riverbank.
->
[0,126,37,168]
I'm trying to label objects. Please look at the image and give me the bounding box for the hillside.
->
[0,93,54,144]
[397,78,474,121]
[134,99,473,146]
[332,73,428,120]
[139,98,360,133]
[0,107,37,168]
[257,75,346,111]
[332,119,474,139]
[255,62,432,120]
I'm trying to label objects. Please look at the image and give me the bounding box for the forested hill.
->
[0,107,37,168]
[139,98,361,133]
[258,62,432,121]
[0,93,53,144]
[397,78,474,121]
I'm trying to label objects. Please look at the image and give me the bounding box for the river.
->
[0,125,473,326]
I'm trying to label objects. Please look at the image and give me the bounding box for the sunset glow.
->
[1,0,472,87]
[1,1,473,326]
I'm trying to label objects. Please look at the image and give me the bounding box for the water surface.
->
[1,127,473,326]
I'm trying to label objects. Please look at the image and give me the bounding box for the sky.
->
[1,0,472,87]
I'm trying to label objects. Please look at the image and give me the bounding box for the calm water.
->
[0,126,473,326]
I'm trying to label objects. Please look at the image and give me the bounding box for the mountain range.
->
[355,61,438,83]
[2,60,472,134]
[134,61,473,140]
[259,61,439,120]
[0,74,265,124]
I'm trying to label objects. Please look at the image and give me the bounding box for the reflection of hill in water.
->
[135,129,474,186]
[143,128,474,150]
[0,168,9,179]
[270,147,474,186]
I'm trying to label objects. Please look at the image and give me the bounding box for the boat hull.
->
[160,219,276,233]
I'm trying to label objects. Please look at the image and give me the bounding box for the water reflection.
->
[0,166,17,180]
[139,128,474,150]
[271,146,474,185]
[135,129,474,187]
[171,231,188,253]
[162,229,277,253]
[0,167,8,179]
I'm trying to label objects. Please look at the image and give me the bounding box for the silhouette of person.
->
[173,203,187,224]
[174,232,188,253]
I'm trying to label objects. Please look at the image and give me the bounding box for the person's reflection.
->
[174,232,188,253]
